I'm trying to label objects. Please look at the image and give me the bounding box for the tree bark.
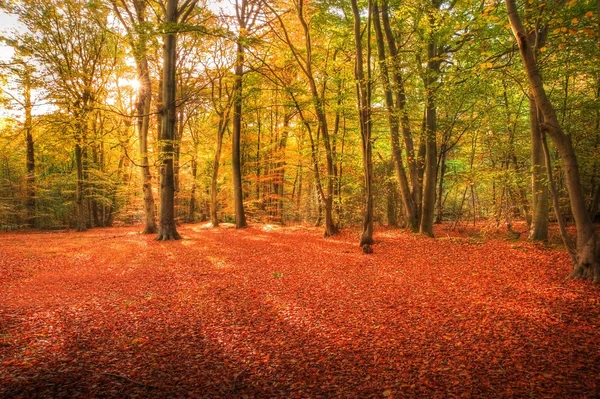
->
[529,98,549,240]
[232,0,248,229]
[211,109,228,227]
[137,55,158,234]
[351,0,374,249]
[24,72,35,228]
[373,1,418,231]
[156,0,181,240]
[419,23,439,237]
[506,0,599,282]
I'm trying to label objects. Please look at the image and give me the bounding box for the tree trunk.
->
[75,141,86,232]
[506,0,599,282]
[232,36,247,228]
[351,0,374,249]
[138,55,158,234]
[529,98,549,240]
[380,0,420,209]
[419,34,439,237]
[156,0,181,240]
[435,146,446,224]
[24,74,35,228]
[373,1,418,231]
[211,116,227,227]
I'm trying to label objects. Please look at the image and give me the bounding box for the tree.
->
[350,0,374,251]
[156,0,198,240]
[110,0,158,234]
[231,0,259,229]
[5,0,119,231]
[506,0,599,282]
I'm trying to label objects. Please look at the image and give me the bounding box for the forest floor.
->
[0,222,599,398]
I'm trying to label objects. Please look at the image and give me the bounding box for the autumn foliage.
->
[1,224,599,398]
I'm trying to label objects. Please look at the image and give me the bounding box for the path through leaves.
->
[1,224,599,398]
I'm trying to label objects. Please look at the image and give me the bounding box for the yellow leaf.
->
[561,27,568,33]
[571,18,579,24]
[505,23,512,29]
[567,0,576,6]
[539,46,547,52]
[553,28,561,34]
[585,11,594,18]
[569,29,576,35]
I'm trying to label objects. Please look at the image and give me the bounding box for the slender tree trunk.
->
[24,74,35,227]
[188,157,197,222]
[529,98,549,240]
[435,146,446,224]
[211,113,227,227]
[232,38,247,228]
[75,140,86,232]
[156,0,181,240]
[380,0,420,207]
[373,1,418,231]
[420,33,439,237]
[138,56,158,234]
[507,0,599,281]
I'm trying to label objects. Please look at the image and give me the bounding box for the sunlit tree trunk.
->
[507,0,599,282]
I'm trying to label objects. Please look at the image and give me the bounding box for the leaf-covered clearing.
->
[1,224,599,398]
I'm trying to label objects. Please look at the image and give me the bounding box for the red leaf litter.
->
[1,224,599,398]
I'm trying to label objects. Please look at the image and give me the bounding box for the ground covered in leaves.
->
[1,223,599,398]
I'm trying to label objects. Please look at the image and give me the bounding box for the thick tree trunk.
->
[351,0,374,250]
[529,99,549,240]
[156,0,181,241]
[507,0,599,281]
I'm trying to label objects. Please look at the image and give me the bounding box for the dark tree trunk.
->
[420,25,439,237]
[156,0,181,240]
[351,0,374,249]
[232,39,247,228]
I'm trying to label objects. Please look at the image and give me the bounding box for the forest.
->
[1,0,600,397]
[0,0,599,271]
